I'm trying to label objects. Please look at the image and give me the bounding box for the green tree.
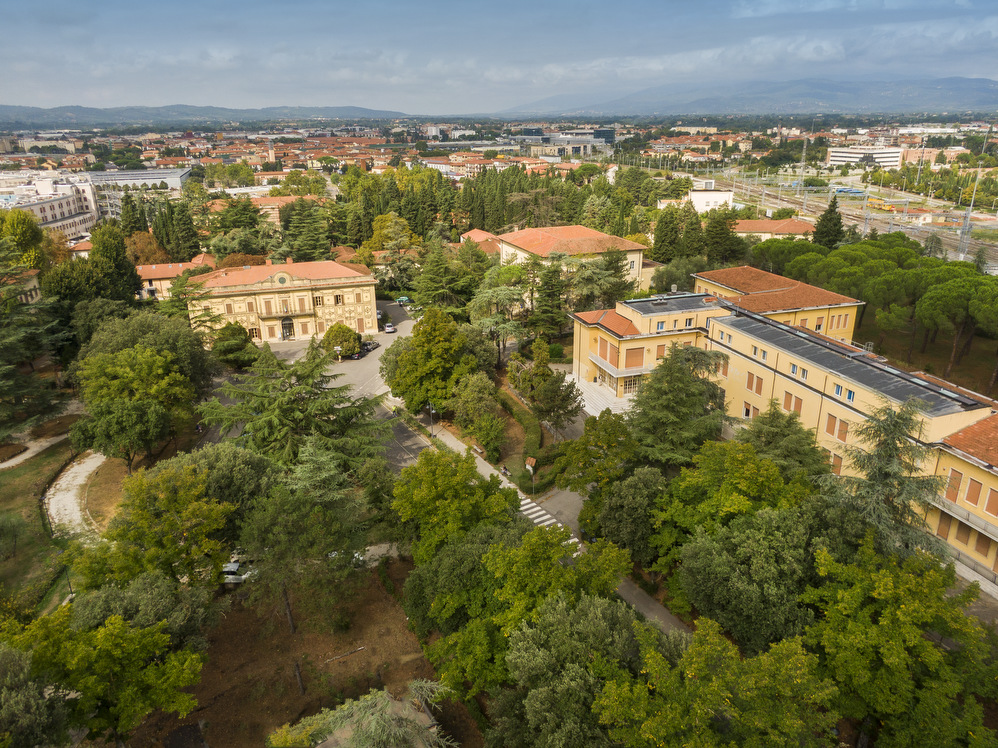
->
[70,398,171,473]
[199,340,384,465]
[486,593,649,748]
[210,322,260,370]
[392,449,519,564]
[89,224,141,302]
[118,194,145,237]
[414,243,461,308]
[813,195,845,249]
[447,371,499,430]
[384,309,477,412]
[555,409,636,499]
[170,202,200,261]
[531,371,583,436]
[735,400,830,484]
[915,275,990,378]
[0,643,68,748]
[597,466,664,567]
[678,204,705,257]
[1,209,44,268]
[803,536,998,746]
[703,208,746,264]
[321,321,362,357]
[627,344,727,471]
[268,680,456,748]
[0,239,60,440]
[1,607,202,746]
[834,399,944,557]
[527,259,567,338]
[471,412,506,462]
[596,618,838,748]
[650,205,683,263]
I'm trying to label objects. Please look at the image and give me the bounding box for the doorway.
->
[281,317,294,340]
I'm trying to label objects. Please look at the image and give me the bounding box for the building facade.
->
[194,258,377,342]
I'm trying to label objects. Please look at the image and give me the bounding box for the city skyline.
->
[3,0,997,115]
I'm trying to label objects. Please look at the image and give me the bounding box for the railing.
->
[947,546,998,585]
[930,495,998,543]
[588,352,654,379]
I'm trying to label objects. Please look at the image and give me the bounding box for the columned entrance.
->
[281,317,295,339]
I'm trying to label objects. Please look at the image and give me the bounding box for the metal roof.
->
[622,293,719,315]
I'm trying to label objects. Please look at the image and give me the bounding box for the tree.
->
[472,412,506,462]
[79,310,216,398]
[1,606,202,746]
[211,322,260,369]
[268,680,457,748]
[653,441,794,571]
[70,398,171,473]
[0,239,60,440]
[170,202,200,261]
[118,194,146,237]
[0,513,28,560]
[735,400,830,484]
[414,244,460,308]
[0,643,68,748]
[703,208,746,264]
[486,593,647,748]
[321,321,362,357]
[596,618,838,748]
[678,204,705,257]
[447,371,499,430]
[650,205,682,263]
[158,273,221,333]
[915,275,990,378]
[88,224,141,302]
[200,340,385,465]
[834,399,944,557]
[392,449,519,564]
[384,309,477,412]
[1,209,44,268]
[124,231,168,265]
[531,370,583,435]
[527,259,567,338]
[803,536,998,745]
[627,344,727,471]
[597,466,664,567]
[813,195,845,249]
[73,464,234,586]
[555,409,636,499]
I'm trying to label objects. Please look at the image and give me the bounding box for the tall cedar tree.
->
[528,260,567,338]
[813,195,845,248]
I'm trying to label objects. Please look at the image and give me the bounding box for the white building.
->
[826,146,904,169]
[0,176,98,239]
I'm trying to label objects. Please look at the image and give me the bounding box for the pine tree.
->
[151,200,175,257]
[528,260,567,338]
[814,195,845,249]
[119,194,144,237]
[651,205,682,263]
[170,203,200,261]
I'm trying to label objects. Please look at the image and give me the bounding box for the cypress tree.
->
[171,203,200,261]
[814,195,845,249]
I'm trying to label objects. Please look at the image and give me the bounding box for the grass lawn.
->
[855,314,998,395]
[0,441,75,607]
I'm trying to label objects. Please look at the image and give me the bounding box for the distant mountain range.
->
[3,77,998,128]
[0,104,406,128]
[501,77,998,116]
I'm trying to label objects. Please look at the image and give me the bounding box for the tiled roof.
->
[573,309,641,337]
[733,218,814,235]
[499,226,645,258]
[462,228,499,243]
[695,265,797,294]
[726,285,859,314]
[943,413,998,466]
[198,259,373,289]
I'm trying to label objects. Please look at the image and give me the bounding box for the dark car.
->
[361,340,380,352]
[349,349,367,360]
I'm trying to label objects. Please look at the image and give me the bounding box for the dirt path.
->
[44,451,106,536]
[0,435,69,470]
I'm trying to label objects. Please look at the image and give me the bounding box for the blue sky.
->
[2,0,996,114]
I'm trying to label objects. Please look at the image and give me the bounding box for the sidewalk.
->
[414,411,691,635]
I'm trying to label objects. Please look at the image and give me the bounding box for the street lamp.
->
[426,401,435,438]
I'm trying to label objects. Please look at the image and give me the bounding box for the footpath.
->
[413,410,692,635]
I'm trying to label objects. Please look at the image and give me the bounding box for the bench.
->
[472,445,485,457]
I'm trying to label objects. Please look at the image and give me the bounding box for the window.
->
[265,299,273,315]
[761,350,767,361]
[317,320,326,334]
[281,300,290,314]
[656,344,666,360]
[622,375,641,394]
[751,345,758,357]
[624,347,644,369]
[301,321,309,335]
[355,292,362,304]
[837,419,848,442]
[986,489,998,517]
[956,521,971,545]
[843,313,850,328]
[846,389,855,402]
[267,325,276,338]
[826,414,837,436]
[718,358,728,377]
[800,318,808,328]
[825,414,848,442]
[685,317,693,328]
[784,391,793,411]
[657,321,665,331]
[966,479,983,507]
[334,294,344,305]
[752,405,759,417]
[225,303,233,315]
[790,363,798,375]
[815,316,824,332]
[747,372,755,390]
[673,320,678,329]
[248,327,260,340]
[800,368,808,381]
[754,375,763,395]
[793,396,803,415]
[298,297,307,313]
[831,454,843,475]
[743,402,752,418]
[629,260,635,270]
[247,301,255,313]
[834,384,843,397]
[976,533,992,557]
[937,513,952,539]
[946,469,963,502]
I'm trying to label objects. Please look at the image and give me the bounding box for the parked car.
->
[395,296,410,304]
[361,340,380,352]
[384,322,396,333]
[376,310,384,319]
[349,349,366,359]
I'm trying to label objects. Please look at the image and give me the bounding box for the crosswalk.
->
[518,496,582,549]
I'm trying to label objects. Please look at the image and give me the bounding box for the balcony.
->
[587,352,655,379]
[930,494,998,542]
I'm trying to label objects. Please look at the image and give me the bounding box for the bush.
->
[548,343,564,360]
[321,322,361,356]
[498,391,541,457]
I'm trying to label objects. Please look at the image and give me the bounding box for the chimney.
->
[285,257,293,264]
[265,259,273,265]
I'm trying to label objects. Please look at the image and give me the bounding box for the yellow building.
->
[194,258,377,342]
[569,289,998,591]
[692,265,863,341]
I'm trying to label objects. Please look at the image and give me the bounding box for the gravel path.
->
[0,435,68,470]
[44,452,106,536]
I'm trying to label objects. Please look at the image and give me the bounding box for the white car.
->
[384,322,396,333]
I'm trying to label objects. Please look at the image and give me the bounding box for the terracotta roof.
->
[733,218,814,235]
[462,228,500,243]
[943,413,998,466]
[71,240,92,253]
[695,266,798,294]
[197,259,373,289]
[573,309,641,337]
[137,261,210,281]
[499,225,645,258]
[726,285,859,314]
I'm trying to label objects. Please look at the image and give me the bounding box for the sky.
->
[2,0,996,115]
